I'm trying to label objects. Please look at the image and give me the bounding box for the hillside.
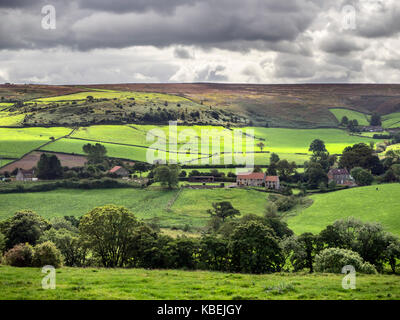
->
[287,184,400,236]
[2,83,400,128]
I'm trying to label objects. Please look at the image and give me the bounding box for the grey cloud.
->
[274,54,317,79]
[319,36,365,56]
[173,47,193,59]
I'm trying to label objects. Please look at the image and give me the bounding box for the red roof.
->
[237,172,265,180]
[266,176,279,182]
[109,166,122,173]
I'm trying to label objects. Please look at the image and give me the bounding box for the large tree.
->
[228,221,284,273]
[208,201,240,222]
[37,153,63,180]
[82,143,107,164]
[339,143,384,174]
[79,205,140,267]
[4,210,50,249]
[309,139,327,153]
[154,164,180,189]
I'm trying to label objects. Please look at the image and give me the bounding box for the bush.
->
[32,241,63,268]
[3,243,34,267]
[314,248,377,274]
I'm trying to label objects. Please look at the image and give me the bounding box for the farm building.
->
[236,172,280,189]
[328,168,354,185]
[16,168,36,181]
[265,175,280,190]
[361,126,384,132]
[109,166,129,177]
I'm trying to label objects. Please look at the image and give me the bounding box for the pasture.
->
[382,112,400,128]
[0,127,71,159]
[329,108,370,126]
[0,265,399,300]
[287,184,400,236]
[0,187,267,230]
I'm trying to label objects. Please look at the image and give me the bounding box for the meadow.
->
[35,125,381,166]
[0,127,72,159]
[382,112,400,128]
[0,265,398,300]
[0,187,267,230]
[287,184,400,236]
[329,108,370,126]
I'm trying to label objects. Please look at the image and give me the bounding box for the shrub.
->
[314,248,377,274]
[32,241,63,268]
[3,243,34,267]
[0,232,5,254]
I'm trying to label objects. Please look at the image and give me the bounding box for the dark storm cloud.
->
[0,0,323,51]
[174,47,193,59]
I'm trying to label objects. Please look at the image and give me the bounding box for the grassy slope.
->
[287,184,400,235]
[0,188,267,230]
[382,112,400,128]
[329,108,370,126]
[0,265,399,300]
[0,127,71,158]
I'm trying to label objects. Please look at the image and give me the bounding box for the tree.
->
[350,167,373,186]
[228,221,284,273]
[82,143,107,164]
[257,142,265,152]
[282,233,318,272]
[339,143,383,174]
[384,235,400,273]
[341,116,349,126]
[270,153,280,164]
[32,241,63,268]
[5,210,50,249]
[154,164,180,189]
[38,228,87,267]
[133,162,151,178]
[37,153,63,180]
[199,235,229,271]
[276,160,297,179]
[207,201,240,222]
[79,205,140,267]
[304,162,328,189]
[370,113,382,126]
[309,139,327,153]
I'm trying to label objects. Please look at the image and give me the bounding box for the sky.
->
[0,0,399,85]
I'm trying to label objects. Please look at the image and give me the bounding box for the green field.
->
[0,265,398,300]
[0,127,71,158]
[382,112,400,128]
[287,184,400,235]
[329,108,370,126]
[36,125,380,165]
[0,188,267,230]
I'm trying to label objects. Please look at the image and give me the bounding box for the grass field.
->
[382,112,400,128]
[0,265,398,300]
[0,127,71,159]
[287,184,400,235]
[0,188,267,230]
[329,108,370,126]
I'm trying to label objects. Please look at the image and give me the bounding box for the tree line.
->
[1,203,399,274]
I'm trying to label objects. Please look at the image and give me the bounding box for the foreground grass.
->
[0,265,399,300]
[287,184,400,235]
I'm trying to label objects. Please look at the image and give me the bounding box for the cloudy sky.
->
[0,0,399,84]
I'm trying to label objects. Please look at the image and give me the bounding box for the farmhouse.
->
[16,168,36,181]
[328,168,354,185]
[265,175,280,190]
[236,172,280,189]
[237,172,265,187]
[109,166,129,177]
